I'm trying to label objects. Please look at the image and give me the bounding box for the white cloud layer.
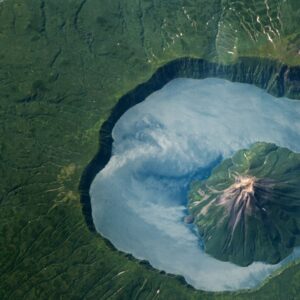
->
[90,78,300,291]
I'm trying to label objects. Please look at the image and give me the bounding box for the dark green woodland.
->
[1,1,300,299]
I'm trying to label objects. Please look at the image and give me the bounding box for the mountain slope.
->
[188,142,300,266]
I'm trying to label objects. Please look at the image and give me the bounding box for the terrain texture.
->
[1,0,300,299]
[188,142,300,266]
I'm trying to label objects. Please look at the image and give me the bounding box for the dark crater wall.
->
[79,57,300,232]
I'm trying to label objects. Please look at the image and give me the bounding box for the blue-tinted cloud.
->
[91,78,300,291]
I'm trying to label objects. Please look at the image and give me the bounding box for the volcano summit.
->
[188,142,300,266]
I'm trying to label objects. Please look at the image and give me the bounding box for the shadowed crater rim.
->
[78,56,300,289]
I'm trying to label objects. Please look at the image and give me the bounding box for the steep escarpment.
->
[80,57,300,231]
[188,142,300,266]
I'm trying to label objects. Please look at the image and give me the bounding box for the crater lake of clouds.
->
[90,78,300,291]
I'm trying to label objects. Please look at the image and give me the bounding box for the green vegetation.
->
[188,142,300,266]
[1,0,300,299]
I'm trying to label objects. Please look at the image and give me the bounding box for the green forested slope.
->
[189,143,300,266]
[1,0,300,299]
